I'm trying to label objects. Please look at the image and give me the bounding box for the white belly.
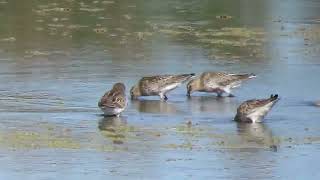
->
[247,101,274,123]
[100,107,124,116]
[161,83,180,93]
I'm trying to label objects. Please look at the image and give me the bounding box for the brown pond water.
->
[0,0,320,179]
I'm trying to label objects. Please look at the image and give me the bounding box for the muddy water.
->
[0,0,320,179]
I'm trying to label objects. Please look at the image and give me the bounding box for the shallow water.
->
[0,0,320,179]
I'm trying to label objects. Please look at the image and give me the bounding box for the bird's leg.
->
[213,88,223,97]
[225,88,235,97]
[159,93,168,101]
[217,91,223,97]
[186,88,192,97]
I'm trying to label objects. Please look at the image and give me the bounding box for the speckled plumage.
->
[234,94,279,123]
[98,83,127,116]
[130,73,195,100]
[187,72,256,97]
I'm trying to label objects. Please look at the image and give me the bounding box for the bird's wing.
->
[218,73,253,86]
[240,98,274,115]
[141,74,194,90]
[98,89,126,108]
[201,72,230,88]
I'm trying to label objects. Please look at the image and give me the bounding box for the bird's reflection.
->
[131,100,180,114]
[98,116,127,131]
[236,123,278,151]
[98,116,128,144]
[220,123,279,180]
[187,96,238,114]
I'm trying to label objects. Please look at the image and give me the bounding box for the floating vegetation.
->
[28,1,267,60]
[159,29,192,35]
[52,17,59,22]
[94,27,107,34]
[166,158,193,162]
[216,15,233,20]
[201,27,264,38]
[293,25,320,41]
[162,142,194,150]
[25,50,50,56]
[152,22,266,59]
[34,7,71,15]
[35,19,44,23]
[99,118,137,144]
[0,116,318,153]
[79,7,104,12]
[136,31,153,40]
[48,23,64,28]
[171,124,208,137]
[67,24,88,29]
[157,24,194,36]
[24,50,69,58]
[123,14,132,20]
[0,37,16,42]
[101,1,115,4]
[281,24,320,56]
[34,27,44,31]
[60,17,69,21]
[0,130,80,149]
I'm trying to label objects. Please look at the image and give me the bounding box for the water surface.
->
[0,0,320,179]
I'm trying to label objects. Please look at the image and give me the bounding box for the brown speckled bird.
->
[187,72,256,97]
[234,94,279,123]
[130,73,195,100]
[98,83,127,117]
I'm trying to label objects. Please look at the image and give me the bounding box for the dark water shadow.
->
[236,123,278,151]
[298,100,320,108]
[131,99,181,115]
[186,95,238,114]
[98,116,128,131]
[313,101,320,107]
[98,116,129,144]
[220,123,279,180]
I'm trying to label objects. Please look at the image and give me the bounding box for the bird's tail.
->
[228,73,256,80]
[247,73,257,79]
[269,94,279,102]
[183,73,196,77]
[238,73,256,79]
[177,73,196,83]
